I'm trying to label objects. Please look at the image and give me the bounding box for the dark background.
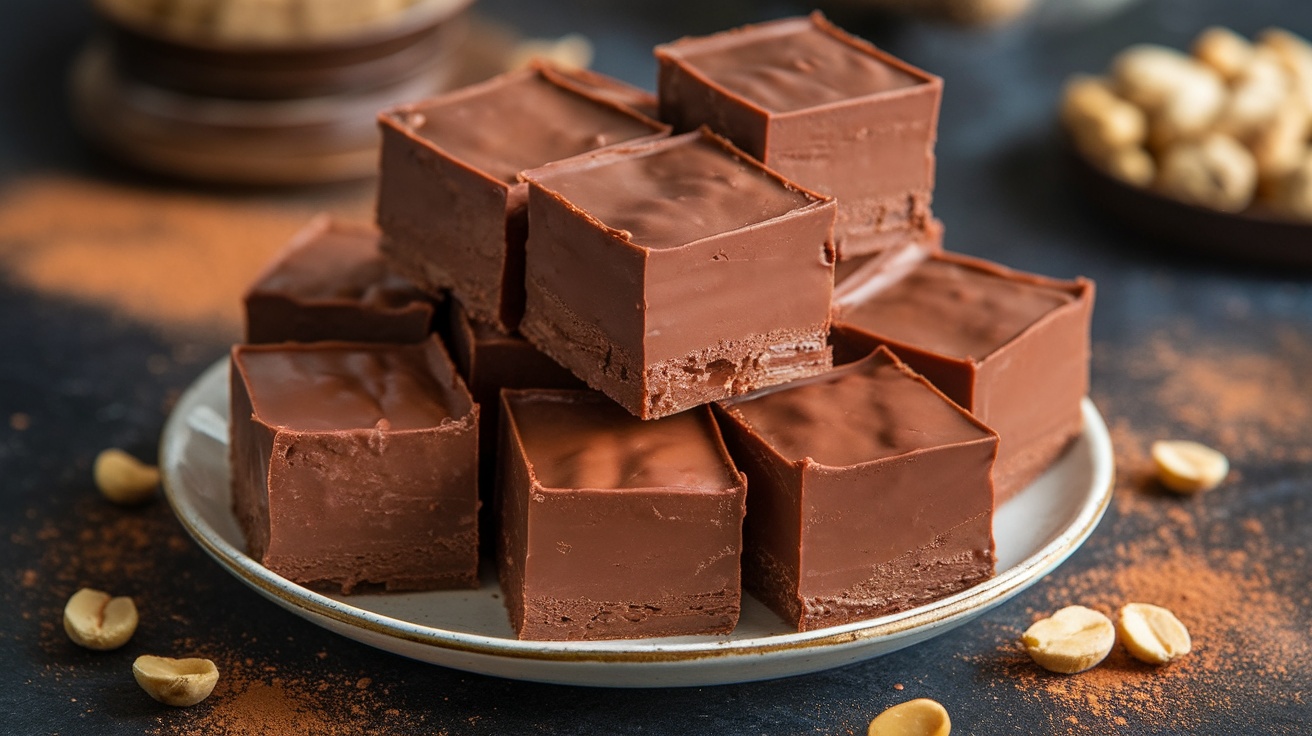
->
[2,0,1310,733]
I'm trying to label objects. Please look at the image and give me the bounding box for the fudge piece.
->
[244,214,435,344]
[552,66,660,119]
[656,12,943,259]
[831,252,1094,503]
[713,347,997,631]
[230,337,479,594]
[497,389,747,640]
[376,64,668,331]
[445,297,584,550]
[520,128,837,420]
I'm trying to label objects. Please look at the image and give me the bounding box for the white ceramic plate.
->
[160,359,1114,688]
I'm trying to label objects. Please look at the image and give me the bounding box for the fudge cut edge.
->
[229,337,480,594]
[519,128,837,420]
[655,11,943,259]
[831,251,1096,502]
[376,64,668,331]
[496,389,747,640]
[713,347,997,631]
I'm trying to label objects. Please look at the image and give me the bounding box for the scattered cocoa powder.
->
[963,330,1312,734]
[146,659,428,736]
[0,176,373,338]
[1101,328,1312,464]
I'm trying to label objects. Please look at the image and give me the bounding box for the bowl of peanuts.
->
[1062,27,1312,268]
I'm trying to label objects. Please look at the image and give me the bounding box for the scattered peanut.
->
[93,448,160,505]
[133,655,220,707]
[1151,439,1229,494]
[1156,133,1257,213]
[1021,605,1115,674]
[1117,603,1192,665]
[63,588,139,651]
[867,698,951,736]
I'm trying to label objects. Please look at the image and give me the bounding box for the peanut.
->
[1252,101,1309,183]
[1117,603,1192,664]
[867,698,951,736]
[1062,76,1147,157]
[1156,133,1257,212]
[1100,146,1156,187]
[93,448,160,505]
[1259,29,1312,115]
[1151,439,1229,494]
[1269,150,1312,220]
[1193,27,1254,80]
[63,588,138,651]
[1217,49,1291,140]
[1021,605,1115,674]
[133,655,220,707]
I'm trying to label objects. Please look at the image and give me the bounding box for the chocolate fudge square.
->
[376,64,668,331]
[520,128,837,420]
[230,337,479,594]
[244,214,435,344]
[656,12,942,259]
[445,297,584,551]
[497,389,747,640]
[831,252,1094,503]
[713,347,997,632]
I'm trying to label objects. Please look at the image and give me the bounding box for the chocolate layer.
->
[244,215,435,344]
[230,337,478,594]
[714,347,997,631]
[445,298,584,552]
[520,128,837,419]
[376,64,668,331]
[497,389,746,640]
[656,12,942,258]
[831,252,1094,502]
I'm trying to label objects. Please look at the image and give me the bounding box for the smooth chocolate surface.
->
[244,215,434,344]
[520,129,836,419]
[831,252,1094,502]
[513,392,739,490]
[538,130,814,250]
[551,66,660,119]
[376,65,667,330]
[403,69,662,185]
[675,20,920,113]
[497,389,746,640]
[714,347,996,631]
[839,257,1075,361]
[656,12,942,258]
[230,337,478,594]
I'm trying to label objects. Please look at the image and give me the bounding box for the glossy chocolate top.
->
[251,219,424,308]
[507,391,738,491]
[662,15,923,113]
[236,342,464,431]
[392,68,662,185]
[528,130,819,250]
[841,257,1077,360]
[723,349,990,467]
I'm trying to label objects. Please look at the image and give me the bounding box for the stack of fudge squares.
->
[229,13,1094,640]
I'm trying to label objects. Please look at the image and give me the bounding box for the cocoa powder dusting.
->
[0,176,373,338]
[964,331,1312,734]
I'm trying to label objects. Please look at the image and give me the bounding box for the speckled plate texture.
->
[161,359,1114,687]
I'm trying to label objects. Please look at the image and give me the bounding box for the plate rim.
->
[161,358,1114,666]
